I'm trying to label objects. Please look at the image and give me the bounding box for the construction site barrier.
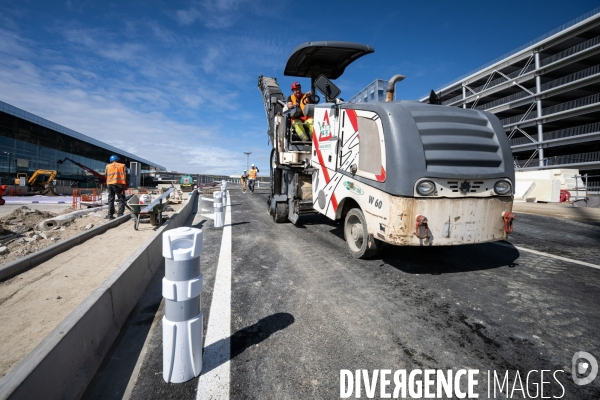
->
[8,188,24,196]
[162,227,203,383]
[72,188,101,209]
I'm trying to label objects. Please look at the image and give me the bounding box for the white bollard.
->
[221,190,227,211]
[257,180,260,188]
[220,181,228,203]
[213,191,224,228]
[162,227,203,383]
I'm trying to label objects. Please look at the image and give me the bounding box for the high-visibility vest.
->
[287,93,309,121]
[248,168,257,179]
[106,162,127,185]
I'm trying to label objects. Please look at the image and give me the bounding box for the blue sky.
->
[0,0,597,175]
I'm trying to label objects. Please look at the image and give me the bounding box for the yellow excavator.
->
[14,170,59,194]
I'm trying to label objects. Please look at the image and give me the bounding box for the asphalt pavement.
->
[86,188,600,400]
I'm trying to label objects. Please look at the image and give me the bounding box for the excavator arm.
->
[27,169,58,186]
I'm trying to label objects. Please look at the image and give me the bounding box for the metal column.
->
[535,52,545,167]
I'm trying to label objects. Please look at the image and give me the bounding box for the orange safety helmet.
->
[291,82,301,90]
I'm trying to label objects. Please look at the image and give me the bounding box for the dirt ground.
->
[0,198,186,378]
[0,206,111,267]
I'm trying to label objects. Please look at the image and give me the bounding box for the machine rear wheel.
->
[0,198,5,205]
[344,208,382,259]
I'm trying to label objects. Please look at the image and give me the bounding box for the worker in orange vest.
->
[248,164,259,194]
[286,81,314,141]
[105,155,127,219]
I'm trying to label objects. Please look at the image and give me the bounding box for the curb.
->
[0,190,198,400]
[0,214,132,282]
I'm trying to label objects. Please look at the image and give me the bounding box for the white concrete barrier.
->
[162,227,203,383]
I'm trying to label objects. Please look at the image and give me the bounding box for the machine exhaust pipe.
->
[385,74,406,102]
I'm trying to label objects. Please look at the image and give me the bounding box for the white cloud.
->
[174,0,253,29]
[0,8,285,175]
[0,35,254,174]
[175,7,202,26]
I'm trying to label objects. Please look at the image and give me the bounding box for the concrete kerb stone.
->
[0,190,198,400]
[0,214,132,282]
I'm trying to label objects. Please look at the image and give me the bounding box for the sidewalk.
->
[512,201,600,224]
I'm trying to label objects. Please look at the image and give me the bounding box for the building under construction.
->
[351,7,600,191]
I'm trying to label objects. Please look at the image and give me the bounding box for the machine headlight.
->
[416,180,436,196]
[494,180,512,195]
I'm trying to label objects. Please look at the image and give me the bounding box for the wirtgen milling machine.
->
[259,41,515,258]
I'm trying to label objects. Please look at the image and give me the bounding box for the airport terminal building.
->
[0,100,165,188]
[350,7,600,190]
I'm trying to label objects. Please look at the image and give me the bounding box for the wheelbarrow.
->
[0,185,7,205]
[125,187,175,230]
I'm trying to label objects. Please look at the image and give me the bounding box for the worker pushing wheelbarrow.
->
[125,188,175,230]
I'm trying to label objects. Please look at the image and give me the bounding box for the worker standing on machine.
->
[241,170,248,193]
[105,155,127,219]
[286,82,314,141]
[248,164,259,194]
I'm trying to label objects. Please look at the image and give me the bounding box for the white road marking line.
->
[197,190,231,399]
[494,242,600,270]
[200,209,214,220]
[201,197,214,202]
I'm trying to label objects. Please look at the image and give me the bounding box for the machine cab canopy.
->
[284,41,374,80]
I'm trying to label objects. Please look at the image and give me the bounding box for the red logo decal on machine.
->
[375,166,386,182]
[318,110,332,142]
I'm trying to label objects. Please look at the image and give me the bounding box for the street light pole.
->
[4,152,12,180]
[244,152,252,172]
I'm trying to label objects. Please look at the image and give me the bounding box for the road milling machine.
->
[258,41,516,258]
[179,175,194,192]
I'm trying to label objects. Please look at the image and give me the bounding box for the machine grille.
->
[410,107,503,173]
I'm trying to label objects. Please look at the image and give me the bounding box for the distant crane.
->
[56,158,106,185]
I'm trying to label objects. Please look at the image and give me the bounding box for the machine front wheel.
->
[344,208,382,259]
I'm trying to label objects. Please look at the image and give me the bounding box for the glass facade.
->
[348,79,388,104]
[0,101,165,185]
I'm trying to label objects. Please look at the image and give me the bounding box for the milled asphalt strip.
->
[197,190,232,399]
[494,241,600,270]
